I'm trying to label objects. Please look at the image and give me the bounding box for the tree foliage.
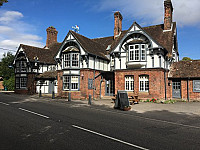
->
[182,57,193,61]
[0,0,8,6]
[0,52,15,90]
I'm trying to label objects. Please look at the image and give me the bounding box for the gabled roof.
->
[169,60,200,78]
[69,30,109,60]
[92,22,176,56]
[19,43,61,64]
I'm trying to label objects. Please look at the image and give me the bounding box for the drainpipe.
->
[187,78,190,102]
[164,70,167,100]
[93,56,96,100]
[100,75,103,99]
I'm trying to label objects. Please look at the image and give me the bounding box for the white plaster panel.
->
[89,56,94,69]
[71,70,79,75]
[63,71,70,75]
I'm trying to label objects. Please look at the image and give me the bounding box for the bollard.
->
[88,94,92,105]
[52,91,55,99]
[68,92,71,102]
[39,89,42,97]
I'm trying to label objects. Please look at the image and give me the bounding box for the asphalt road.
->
[0,93,200,150]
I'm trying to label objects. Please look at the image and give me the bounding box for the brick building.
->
[13,0,200,101]
[0,77,3,90]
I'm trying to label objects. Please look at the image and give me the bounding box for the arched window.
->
[139,75,149,92]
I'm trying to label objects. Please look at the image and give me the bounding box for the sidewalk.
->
[6,93,200,116]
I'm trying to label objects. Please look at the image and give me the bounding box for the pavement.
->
[2,92,200,116]
[27,94,200,116]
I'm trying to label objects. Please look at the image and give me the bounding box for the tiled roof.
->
[21,43,61,64]
[92,23,176,56]
[36,71,57,79]
[143,22,176,55]
[169,60,200,78]
[70,31,109,60]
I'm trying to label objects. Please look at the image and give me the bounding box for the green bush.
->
[3,76,15,91]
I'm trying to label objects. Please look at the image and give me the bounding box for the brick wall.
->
[115,69,168,100]
[15,73,36,95]
[167,79,200,101]
[0,81,4,90]
[57,69,105,100]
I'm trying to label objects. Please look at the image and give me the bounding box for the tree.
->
[0,0,8,6]
[182,57,193,61]
[0,52,15,90]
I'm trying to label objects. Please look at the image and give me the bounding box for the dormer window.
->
[129,44,146,61]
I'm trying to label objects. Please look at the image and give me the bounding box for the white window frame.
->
[139,75,149,92]
[125,76,134,91]
[129,44,146,61]
[63,76,79,91]
[71,76,79,90]
[63,53,79,68]
[63,76,70,90]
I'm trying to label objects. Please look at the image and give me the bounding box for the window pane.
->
[63,76,70,90]
[71,76,79,90]
[125,76,134,91]
[139,75,149,92]
[135,50,139,60]
[20,78,27,88]
[72,54,79,67]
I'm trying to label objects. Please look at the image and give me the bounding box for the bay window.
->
[129,44,146,61]
[63,53,79,68]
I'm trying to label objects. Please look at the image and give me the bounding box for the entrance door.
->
[105,80,114,96]
[172,80,181,98]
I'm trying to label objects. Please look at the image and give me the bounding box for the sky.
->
[0,0,200,60]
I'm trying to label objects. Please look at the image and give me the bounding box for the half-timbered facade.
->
[13,0,200,101]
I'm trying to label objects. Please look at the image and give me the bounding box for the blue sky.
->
[0,0,200,60]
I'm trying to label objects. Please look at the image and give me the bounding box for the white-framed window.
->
[139,75,149,92]
[63,53,70,68]
[63,53,79,68]
[16,61,27,72]
[15,77,27,89]
[63,76,79,91]
[71,76,79,90]
[125,76,134,91]
[63,76,70,90]
[72,53,79,67]
[129,44,146,61]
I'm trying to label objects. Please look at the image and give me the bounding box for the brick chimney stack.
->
[114,11,123,39]
[46,26,58,48]
[164,0,173,30]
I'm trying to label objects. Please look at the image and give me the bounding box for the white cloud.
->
[95,0,200,27]
[0,10,44,60]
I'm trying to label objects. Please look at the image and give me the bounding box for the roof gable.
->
[14,43,61,65]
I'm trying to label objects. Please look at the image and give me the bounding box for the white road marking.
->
[88,107,200,129]
[18,108,50,119]
[72,125,149,150]
[0,102,10,106]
